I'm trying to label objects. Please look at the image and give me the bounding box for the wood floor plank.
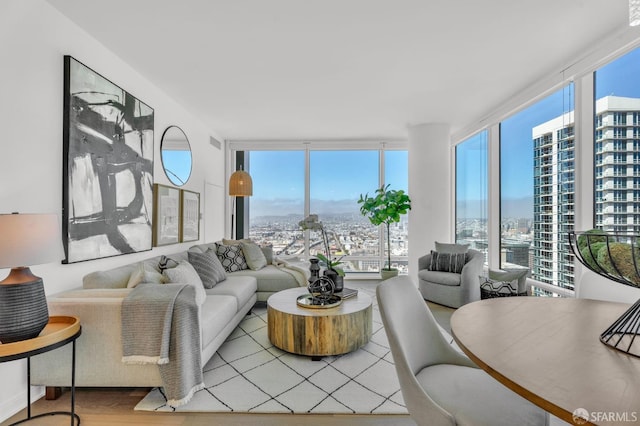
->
[0,388,416,425]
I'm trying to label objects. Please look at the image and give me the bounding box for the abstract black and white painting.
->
[63,56,154,263]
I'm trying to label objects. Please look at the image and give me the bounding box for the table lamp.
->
[0,213,63,343]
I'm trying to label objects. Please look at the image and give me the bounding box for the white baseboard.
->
[0,386,44,423]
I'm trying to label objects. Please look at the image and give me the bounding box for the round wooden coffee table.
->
[267,287,372,359]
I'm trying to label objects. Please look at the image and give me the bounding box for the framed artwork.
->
[153,184,180,246]
[180,189,200,242]
[62,56,154,263]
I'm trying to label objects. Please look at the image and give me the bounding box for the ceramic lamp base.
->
[0,277,49,343]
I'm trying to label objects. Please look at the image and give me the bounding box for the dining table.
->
[450,297,640,425]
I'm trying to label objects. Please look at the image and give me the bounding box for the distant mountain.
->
[250,197,361,218]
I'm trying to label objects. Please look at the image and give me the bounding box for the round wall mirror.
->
[160,125,192,186]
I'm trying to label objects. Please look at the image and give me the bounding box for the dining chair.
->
[376,277,549,426]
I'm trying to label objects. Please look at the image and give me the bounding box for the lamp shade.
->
[229,169,253,197]
[0,213,63,268]
[0,213,62,343]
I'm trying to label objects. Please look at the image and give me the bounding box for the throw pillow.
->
[127,262,167,288]
[241,241,268,271]
[428,250,467,273]
[435,241,470,254]
[479,275,523,299]
[188,249,227,288]
[158,255,179,273]
[215,243,248,272]
[261,244,274,265]
[162,260,206,305]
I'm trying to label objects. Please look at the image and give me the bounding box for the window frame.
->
[228,140,409,274]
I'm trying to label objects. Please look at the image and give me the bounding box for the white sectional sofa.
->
[31,242,304,389]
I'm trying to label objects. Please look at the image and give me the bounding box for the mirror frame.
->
[160,125,192,186]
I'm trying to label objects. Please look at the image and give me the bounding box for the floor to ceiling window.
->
[384,150,409,273]
[455,131,488,263]
[245,145,408,273]
[594,47,640,235]
[247,151,305,256]
[310,150,380,272]
[500,83,575,294]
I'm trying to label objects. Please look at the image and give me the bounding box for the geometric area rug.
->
[134,283,425,414]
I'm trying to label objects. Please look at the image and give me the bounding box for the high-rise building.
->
[594,96,640,235]
[532,111,575,290]
[532,96,640,292]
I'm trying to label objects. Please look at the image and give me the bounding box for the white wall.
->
[0,1,225,421]
[407,123,452,282]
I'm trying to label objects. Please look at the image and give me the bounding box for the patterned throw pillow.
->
[428,250,467,273]
[240,241,267,271]
[479,276,524,299]
[215,243,248,272]
[162,260,206,305]
[188,249,227,288]
[158,255,179,273]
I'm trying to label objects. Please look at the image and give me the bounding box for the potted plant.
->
[358,184,411,280]
[299,215,345,291]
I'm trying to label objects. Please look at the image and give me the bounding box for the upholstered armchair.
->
[418,247,484,308]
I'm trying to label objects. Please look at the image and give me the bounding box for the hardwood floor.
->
[1,388,416,425]
[2,280,452,426]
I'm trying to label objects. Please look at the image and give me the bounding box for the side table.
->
[0,316,81,425]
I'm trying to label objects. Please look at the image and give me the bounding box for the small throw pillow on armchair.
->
[428,250,467,273]
[215,243,248,272]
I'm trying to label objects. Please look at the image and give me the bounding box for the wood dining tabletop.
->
[450,297,640,425]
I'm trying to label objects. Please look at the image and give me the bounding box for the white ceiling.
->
[47,0,630,141]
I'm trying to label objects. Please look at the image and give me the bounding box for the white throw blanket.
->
[272,258,310,286]
[121,283,205,406]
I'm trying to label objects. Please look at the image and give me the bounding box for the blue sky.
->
[457,46,640,220]
[249,150,408,217]
[248,48,640,219]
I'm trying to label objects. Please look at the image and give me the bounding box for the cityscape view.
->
[246,49,640,289]
[250,213,409,274]
[246,149,409,274]
[457,47,640,295]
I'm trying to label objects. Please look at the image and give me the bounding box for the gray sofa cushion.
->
[418,269,462,286]
[229,265,300,293]
[205,276,257,310]
[199,295,238,348]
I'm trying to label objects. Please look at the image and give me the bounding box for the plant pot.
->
[380,268,399,281]
[323,269,344,292]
